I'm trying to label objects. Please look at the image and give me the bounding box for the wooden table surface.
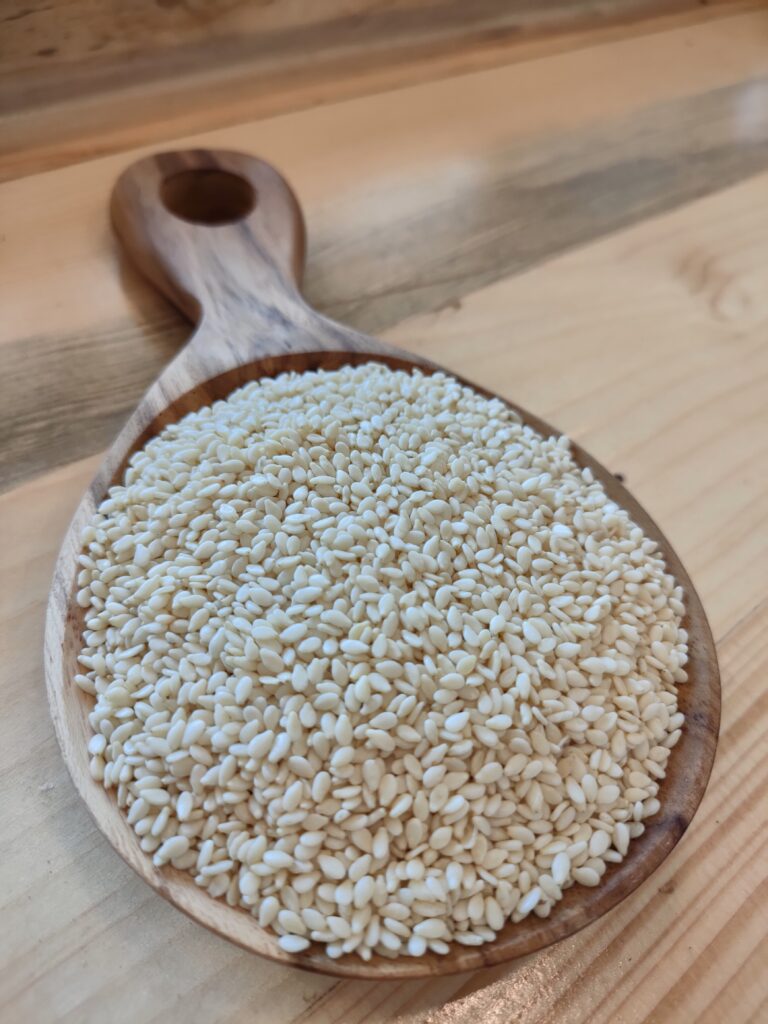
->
[1,5,767,1023]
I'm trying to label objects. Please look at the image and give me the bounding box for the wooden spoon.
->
[45,148,720,980]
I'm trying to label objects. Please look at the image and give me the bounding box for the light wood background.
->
[1,5,767,1023]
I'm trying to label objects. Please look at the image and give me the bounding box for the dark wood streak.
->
[307,77,768,335]
[4,77,768,493]
[0,316,186,491]
[45,149,720,981]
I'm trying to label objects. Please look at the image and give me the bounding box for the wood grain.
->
[1,8,767,1022]
[44,147,719,980]
[0,0,760,182]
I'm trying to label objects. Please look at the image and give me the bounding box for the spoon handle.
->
[111,148,392,373]
[104,148,404,493]
[111,149,308,336]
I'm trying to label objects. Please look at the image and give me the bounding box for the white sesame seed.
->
[572,866,601,887]
[475,762,503,785]
[551,852,571,886]
[278,934,310,954]
[517,887,542,916]
[262,850,293,871]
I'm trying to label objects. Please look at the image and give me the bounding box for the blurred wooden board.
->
[0,0,760,181]
[1,8,767,1024]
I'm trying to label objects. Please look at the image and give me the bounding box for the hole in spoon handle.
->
[111,149,307,329]
[161,168,257,226]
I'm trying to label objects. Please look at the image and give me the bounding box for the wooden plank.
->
[0,0,760,181]
[1,158,766,1019]
[2,12,768,491]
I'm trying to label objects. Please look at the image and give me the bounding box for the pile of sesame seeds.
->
[76,363,687,960]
